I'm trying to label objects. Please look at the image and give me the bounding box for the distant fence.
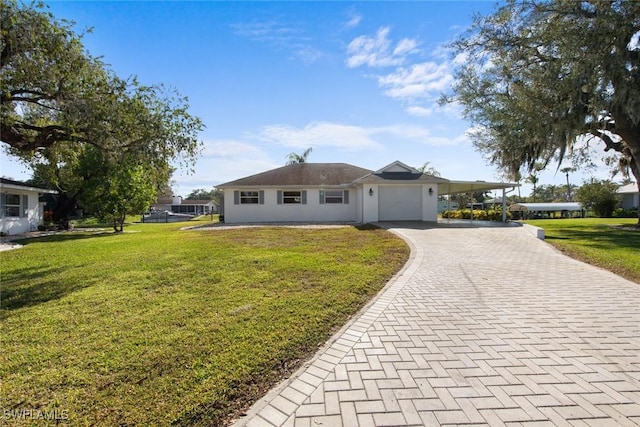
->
[141,212,194,223]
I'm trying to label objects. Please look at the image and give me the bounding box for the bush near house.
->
[442,208,511,221]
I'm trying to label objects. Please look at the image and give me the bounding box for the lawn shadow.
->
[549,227,640,251]
[0,265,96,317]
[12,230,120,246]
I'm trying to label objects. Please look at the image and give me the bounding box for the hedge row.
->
[441,209,512,221]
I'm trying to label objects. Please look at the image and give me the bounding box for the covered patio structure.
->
[508,202,584,220]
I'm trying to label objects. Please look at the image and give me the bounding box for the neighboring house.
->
[618,182,639,210]
[0,178,57,235]
[218,161,516,224]
[151,196,218,215]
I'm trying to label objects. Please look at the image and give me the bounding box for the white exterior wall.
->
[222,183,439,224]
[421,185,438,222]
[362,184,379,223]
[0,191,42,235]
[621,192,639,209]
[223,188,358,223]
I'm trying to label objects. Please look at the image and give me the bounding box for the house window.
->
[283,191,302,204]
[240,191,260,204]
[277,190,307,205]
[320,190,349,204]
[234,190,264,205]
[2,194,22,217]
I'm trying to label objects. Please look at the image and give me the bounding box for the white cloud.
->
[230,20,323,64]
[346,27,419,68]
[406,106,434,117]
[375,124,466,147]
[172,140,279,195]
[230,21,301,42]
[257,122,383,151]
[378,62,454,100]
[256,120,471,152]
[393,38,419,56]
[343,11,362,29]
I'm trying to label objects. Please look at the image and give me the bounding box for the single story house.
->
[218,161,517,224]
[0,178,57,235]
[151,196,218,215]
[618,182,639,210]
[508,202,584,219]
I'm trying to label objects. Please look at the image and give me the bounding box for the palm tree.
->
[417,162,442,177]
[560,167,576,201]
[285,147,313,165]
[525,173,539,202]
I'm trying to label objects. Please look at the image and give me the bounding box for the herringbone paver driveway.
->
[234,223,640,426]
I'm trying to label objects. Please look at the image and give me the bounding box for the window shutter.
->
[319,190,325,204]
[301,190,307,205]
[234,191,240,205]
[23,195,28,217]
[277,190,283,205]
[259,191,265,205]
[0,194,5,218]
[343,190,349,204]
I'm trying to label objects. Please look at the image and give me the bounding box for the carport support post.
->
[502,188,507,222]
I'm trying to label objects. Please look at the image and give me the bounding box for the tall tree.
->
[285,147,313,165]
[1,1,203,225]
[445,0,640,224]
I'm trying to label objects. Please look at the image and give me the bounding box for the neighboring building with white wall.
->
[618,182,639,210]
[218,161,516,224]
[0,178,57,235]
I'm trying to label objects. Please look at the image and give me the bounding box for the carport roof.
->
[438,180,519,195]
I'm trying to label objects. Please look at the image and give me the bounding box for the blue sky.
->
[1,1,613,197]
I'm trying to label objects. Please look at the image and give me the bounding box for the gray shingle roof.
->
[218,163,373,187]
[354,172,449,184]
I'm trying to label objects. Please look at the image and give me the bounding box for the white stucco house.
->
[218,161,516,224]
[1,178,57,236]
[618,182,639,210]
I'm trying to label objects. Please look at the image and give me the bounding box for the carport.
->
[438,180,519,222]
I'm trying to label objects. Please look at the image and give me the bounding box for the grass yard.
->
[524,218,640,283]
[0,222,409,425]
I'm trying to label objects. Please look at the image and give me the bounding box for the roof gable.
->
[374,160,420,174]
[354,160,450,184]
[218,163,372,187]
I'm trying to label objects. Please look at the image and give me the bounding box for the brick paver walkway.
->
[234,223,640,426]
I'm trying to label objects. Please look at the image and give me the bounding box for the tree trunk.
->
[613,120,640,226]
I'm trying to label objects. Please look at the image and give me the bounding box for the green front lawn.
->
[524,218,640,283]
[1,223,409,425]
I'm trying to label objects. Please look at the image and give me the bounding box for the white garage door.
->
[378,186,422,221]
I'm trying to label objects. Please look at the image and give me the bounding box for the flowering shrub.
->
[442,209,511,222]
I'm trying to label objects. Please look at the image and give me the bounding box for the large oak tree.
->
[445,0,640,223]
[1,1,203,227]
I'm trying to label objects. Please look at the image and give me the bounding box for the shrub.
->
[441,208,510,222]
[613,208,638,218]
